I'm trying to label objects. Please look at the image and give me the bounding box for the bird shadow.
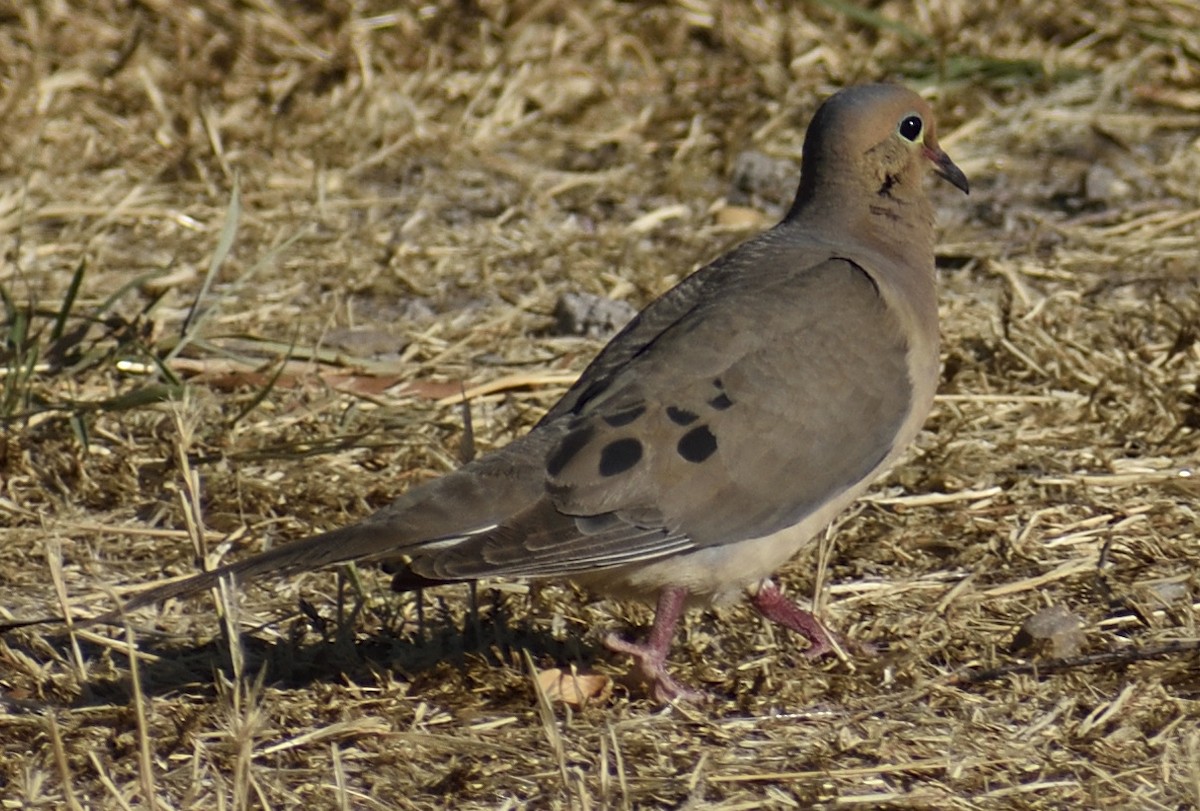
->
[19,585,609,709]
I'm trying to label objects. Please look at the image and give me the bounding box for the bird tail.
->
[2,431,554,633]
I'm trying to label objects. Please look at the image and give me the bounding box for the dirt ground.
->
[2,0,1199,808]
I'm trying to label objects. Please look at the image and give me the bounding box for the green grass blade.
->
[50,258,86,342]
[171,173,242,362]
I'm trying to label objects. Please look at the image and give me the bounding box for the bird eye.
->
[898,115,923,142]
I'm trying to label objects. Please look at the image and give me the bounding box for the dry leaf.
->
[535,667,612,708]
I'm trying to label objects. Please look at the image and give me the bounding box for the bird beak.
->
[925,146,969,194]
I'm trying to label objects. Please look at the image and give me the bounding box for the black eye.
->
[898,115,923,142]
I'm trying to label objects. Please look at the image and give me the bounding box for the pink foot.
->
[604,632,707,702]
[605,586,707,702]
[750,580,838,659]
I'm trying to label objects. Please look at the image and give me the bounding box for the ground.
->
[1,0,1199,808]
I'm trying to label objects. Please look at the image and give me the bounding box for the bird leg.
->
[604,585,705,702]
[749,580,836,659]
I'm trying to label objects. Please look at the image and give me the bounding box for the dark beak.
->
[926,146,969,194]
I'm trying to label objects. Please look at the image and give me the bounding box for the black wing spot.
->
[709,378,734,410]
[603,404,646,428]
[708,392,733,410]
[599,438,644,477]
[666,406,699,426]
[547,425,595,476]
[677,425,717,463]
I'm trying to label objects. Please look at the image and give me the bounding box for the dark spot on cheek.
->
[677,425,717,463]
[599,438,643,477]
[603,404,646,427]
[666,406,698,425]
[547,425,595,476]
[869,203,900,223]
[879,173,898,198]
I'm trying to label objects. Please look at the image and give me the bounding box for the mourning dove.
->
[67,84,971,700]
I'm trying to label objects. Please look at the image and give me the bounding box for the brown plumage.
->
[49,84,970,701]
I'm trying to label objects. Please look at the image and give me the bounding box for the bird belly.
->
[568,475,874,606]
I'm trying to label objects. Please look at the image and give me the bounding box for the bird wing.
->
[411,246,917,580]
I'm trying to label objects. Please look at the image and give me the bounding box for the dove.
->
[53,84,969,700]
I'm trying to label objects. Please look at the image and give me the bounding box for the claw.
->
[604,631,708,702]
[750,580,839,658]
[606,585,708,701]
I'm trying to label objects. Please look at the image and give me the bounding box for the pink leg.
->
[750,580,837,659]
[604,586,705,702]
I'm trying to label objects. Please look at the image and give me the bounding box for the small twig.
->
[124,619,161,810]
[949,640,1200,685]
[458,383,476,465]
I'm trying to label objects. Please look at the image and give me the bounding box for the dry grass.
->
[2,0,1199,808]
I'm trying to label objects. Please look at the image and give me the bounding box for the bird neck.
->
[785,173,936,270]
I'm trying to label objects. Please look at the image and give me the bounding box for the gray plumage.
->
[83,84,970,700]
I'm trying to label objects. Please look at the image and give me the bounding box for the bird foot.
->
[604,632,708,702]
[750,581,839,659]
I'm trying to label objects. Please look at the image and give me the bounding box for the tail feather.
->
[112,522,403,617]
[4,431,557,633]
